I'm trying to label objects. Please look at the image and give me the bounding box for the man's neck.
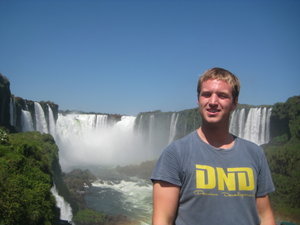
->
[197,125,235,149]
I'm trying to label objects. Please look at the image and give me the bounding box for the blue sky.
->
[0,0,299,115]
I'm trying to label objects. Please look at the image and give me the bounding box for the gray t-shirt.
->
[151,131,275,225]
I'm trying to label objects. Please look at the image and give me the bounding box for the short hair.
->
[197,67,240,101]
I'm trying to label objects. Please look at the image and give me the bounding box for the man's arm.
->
[152,180,180,225]
[256,195,276,225]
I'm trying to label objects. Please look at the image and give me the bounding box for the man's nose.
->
[208,94,218,105]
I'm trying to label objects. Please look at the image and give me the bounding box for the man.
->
[151,68,276,225]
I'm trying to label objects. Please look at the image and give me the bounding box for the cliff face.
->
[13,97,59,132]
[0,74,11,128]
[0,73,59,132]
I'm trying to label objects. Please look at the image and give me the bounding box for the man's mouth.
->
[207,108,220,113]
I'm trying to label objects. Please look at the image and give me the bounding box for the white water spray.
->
[21,110,34,132]
[48,105,56,136]
[230,107,272,145]
[55,114,146,171]
[50,185,73,223]
[168,113,179,144]
[34,102,48,133]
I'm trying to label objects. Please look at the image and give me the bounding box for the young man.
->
[151,68,276,225]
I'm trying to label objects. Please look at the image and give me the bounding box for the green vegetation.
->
[264,96,300,223]
[73,208,137,225]
[0,128,9,145]
[0,129,59,225]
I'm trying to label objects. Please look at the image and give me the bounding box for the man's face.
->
[198,79,237,126]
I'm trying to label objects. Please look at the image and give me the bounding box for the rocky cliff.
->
[0,74,11,128]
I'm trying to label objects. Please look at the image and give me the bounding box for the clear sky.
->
[0,0,299,115]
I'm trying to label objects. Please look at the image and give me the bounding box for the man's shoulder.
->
[163,130,200,156]
[171,130,198,147]
[235,136,264,155]
[236,136,260,147]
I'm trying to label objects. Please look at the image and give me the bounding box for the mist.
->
[54,113,158,172]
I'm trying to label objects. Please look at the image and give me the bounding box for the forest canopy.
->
[0,130,59,225]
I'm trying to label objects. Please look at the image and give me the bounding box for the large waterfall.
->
[12,103,273,168]
[34,102,48,133]
[55,113,146,171]
[21,109,34,132]
[230,107,272,145]
[9,102,273,225]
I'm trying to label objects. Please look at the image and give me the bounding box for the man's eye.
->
[201,93,211,97]
[219,94,229,99]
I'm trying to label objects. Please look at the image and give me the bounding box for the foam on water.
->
[89,178,152,224]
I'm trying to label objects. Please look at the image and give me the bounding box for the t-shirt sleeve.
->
[256,148,275,197]
[150,144,182,187]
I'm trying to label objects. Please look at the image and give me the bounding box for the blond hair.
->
[197,67,240,102]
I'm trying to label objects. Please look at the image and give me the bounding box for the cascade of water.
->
[48,105,56,136]
[114,116,136,131]
[237,108,246,138]
[137,115,144,134]
[265,108,272,144]
[259,107,267,145]
[50,185,73,223]
[148,114,155,146]
[229,109,237,135]
[55,114,145,170]
[230,108,246,138]
[230,107,272,145]
[168,113,179,144]
[96,114,108,129]
[80,114,97,131]
[21,110,34,132]
[34,102,48,133]
[253,108,262,144]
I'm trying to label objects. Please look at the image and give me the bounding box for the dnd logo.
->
[195,164,255,191]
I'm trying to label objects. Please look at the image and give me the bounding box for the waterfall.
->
[17,105,272,168]
[237,108,246,138]
[114,116,136,131]
[96,114,108,129]
[148,114,155,146]
[55,114,144,170]
[50,185,73,223]
[265,108,272,144]
[34,102,48,133]
[230,107,272,145]
[137,115,144,134]
[13,104,273,225]
[168,113,179,144]
[48,105,56,136]
[21,110,34,132]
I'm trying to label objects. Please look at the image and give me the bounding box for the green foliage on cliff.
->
[266,139,300,206]
[264,96,300,223]
[0,128,9,145]
[0,129,59,225]
[271,96,300,139]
